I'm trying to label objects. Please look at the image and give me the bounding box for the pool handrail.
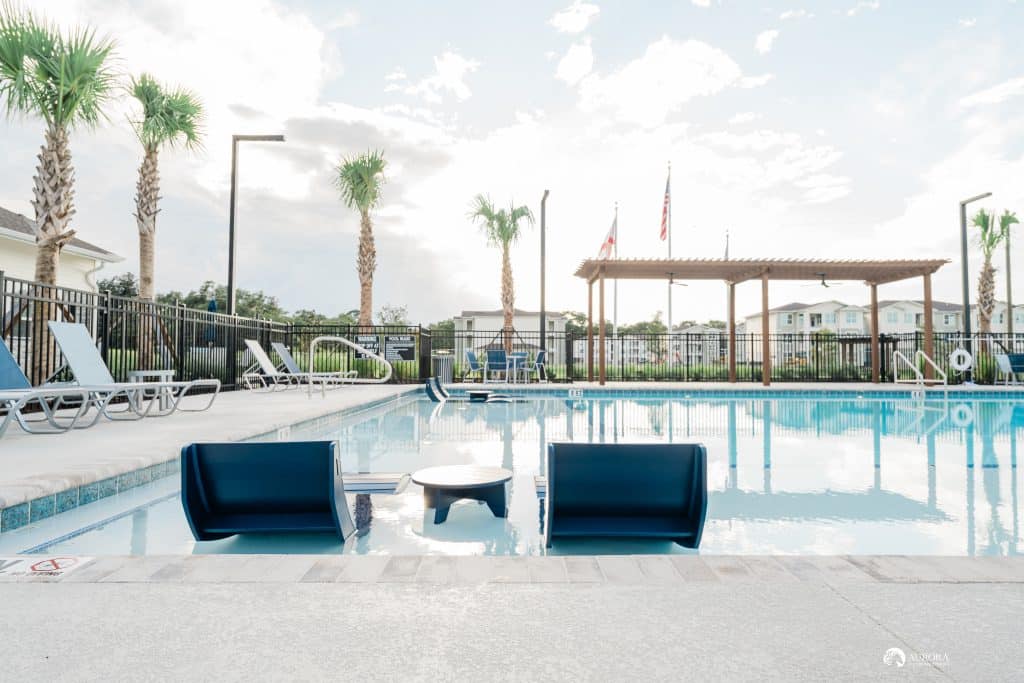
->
[307,335,393,396]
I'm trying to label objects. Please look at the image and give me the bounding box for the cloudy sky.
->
[3,0,1024,325]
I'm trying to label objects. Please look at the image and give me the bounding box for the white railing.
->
[893,350,947,389]
[306,335,393,396]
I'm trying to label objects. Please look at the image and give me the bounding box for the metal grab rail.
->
[915,350,947,386]
[893,350,947,388]
[893,350,923,385]
[307,335,393,396]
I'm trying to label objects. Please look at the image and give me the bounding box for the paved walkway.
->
[0,385,417,511]
[2,554,1021,680]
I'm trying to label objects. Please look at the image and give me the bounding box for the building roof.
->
[574,257,948,285]
[876,299,961,312]
[456,308,568,318]
[0,206,122,263]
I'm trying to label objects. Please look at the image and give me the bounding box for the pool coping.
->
[4,554,1022,585]
[0,387,420,534]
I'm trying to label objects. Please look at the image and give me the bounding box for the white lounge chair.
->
[242,339,304,390]
[271,342,357,386]
[48,321,220,417]
[1,339,99,438]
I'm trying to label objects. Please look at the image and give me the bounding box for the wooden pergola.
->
[574,258,950,386]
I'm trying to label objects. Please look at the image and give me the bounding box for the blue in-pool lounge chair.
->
[181,441,357,541]
[544,442,708,548]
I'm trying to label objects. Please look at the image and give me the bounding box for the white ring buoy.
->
[951,403,974,428]
[949,349,973,372]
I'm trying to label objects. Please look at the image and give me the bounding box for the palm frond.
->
[129,72,204,151]
[1000,210,1019,236]
[468,194,533,248]
[334,149,387,213]
[0,3,118,129]
[972,208,1004,259]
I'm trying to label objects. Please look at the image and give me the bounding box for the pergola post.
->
[587,280,594,381]
[923,273,935,381]
[598,267,606,385]
[728,282,737,382]
[761,273,770,386]
[870,283,880,383]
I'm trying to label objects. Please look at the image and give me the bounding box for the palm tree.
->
[128,73,202,369]
[129,73,203,301]
[468,194,534,352]
[334,150,387,326]
[972,208,1004,337]
[0,7,117,283]
[1000,210,1020,339]
[0,6,117,381]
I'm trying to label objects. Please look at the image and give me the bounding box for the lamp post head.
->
[232,134,286,143]
[960,192,992,206]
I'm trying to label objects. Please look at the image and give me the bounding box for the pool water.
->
[2,392,1021,556]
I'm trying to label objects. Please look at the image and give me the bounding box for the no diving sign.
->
[0,556,91,578]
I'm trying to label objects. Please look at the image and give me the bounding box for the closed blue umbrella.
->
[205,298,217,345]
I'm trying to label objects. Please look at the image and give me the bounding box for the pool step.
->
[343,473,410,495]
[535,476,547,499]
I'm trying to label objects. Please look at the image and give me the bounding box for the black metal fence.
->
[3,270,1020,387]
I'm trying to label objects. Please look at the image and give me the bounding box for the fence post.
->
[98,290,111,366]
[176,301,185,381]
[565,332,574,382]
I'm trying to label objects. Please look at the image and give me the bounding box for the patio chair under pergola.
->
[574,258,950,386]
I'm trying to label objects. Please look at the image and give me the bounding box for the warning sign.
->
[354,334,381,359]
[0,556,91,578]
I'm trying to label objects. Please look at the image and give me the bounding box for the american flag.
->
[659,173,671,241]
[598,214,617,259]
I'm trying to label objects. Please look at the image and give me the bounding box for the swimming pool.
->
[1,390,1021,556]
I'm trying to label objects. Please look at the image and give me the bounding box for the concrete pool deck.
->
[1,554,1021,679]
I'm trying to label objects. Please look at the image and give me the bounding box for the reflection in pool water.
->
[7,393,1022,556]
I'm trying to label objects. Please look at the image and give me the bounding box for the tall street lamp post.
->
[227,134,285,315]
[960,191,992,383]
[540,189,549,354]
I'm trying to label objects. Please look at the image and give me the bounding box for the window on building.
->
[781,313,793,325]
[886,312,898,323]
[846,311,858,324]
[548,321,555,331]
[904,313,913,324]
[823,312,836,324]
[998,313,1005,324]
[809,313,822,327]
[466,320,473,331]
[943,314,954,325]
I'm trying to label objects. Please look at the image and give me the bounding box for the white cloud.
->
[779,9,812,20]
[739,73,775,88]
[691,0,712,6]
[384,68,407,81]
[325,10,359,30]
[755,29,779,55]
[959,77,1024,108]
[548,1,600,34]
[728,112,761,124]
[847,1,880,17]
[958,17,977,27]
[555,39,594,85]
[402,50,480,104]
[578,37,753,127]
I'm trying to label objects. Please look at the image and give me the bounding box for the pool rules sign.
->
[0,556,91,578]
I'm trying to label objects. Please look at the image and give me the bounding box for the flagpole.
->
[667,161,672,339]
[613,202,618,339]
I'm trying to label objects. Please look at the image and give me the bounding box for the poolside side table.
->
[412,465,512,524]
[127,369,175,411]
